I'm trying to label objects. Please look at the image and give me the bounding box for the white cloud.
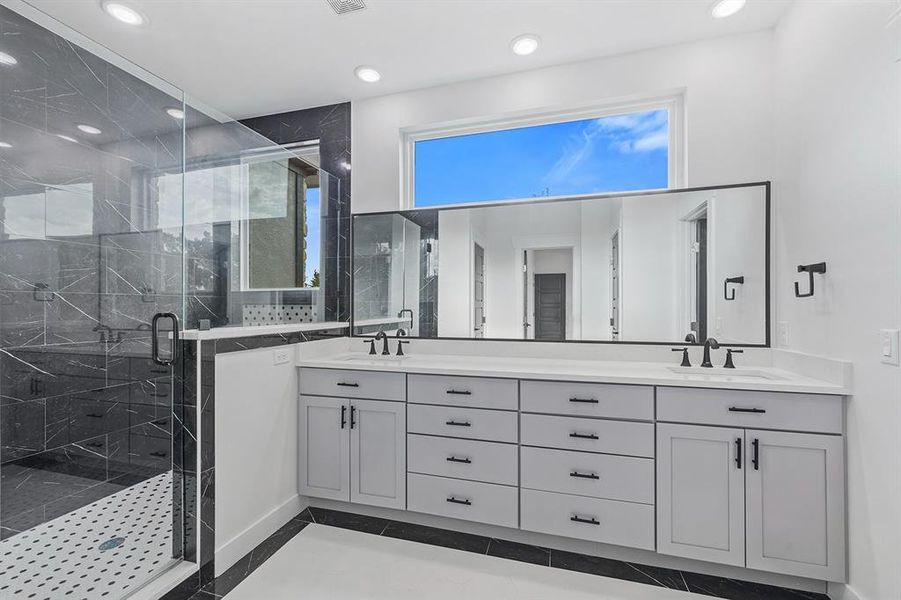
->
[544,110,668,184]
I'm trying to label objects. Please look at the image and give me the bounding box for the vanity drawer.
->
[521,380,653,420]
[408,473,518,528]
[521,414,654,458]
[408,374,517,411]
[299,368,405,401]
[520,488,654,551]
[521,447,653,504]
[408,434,518,486]
[656,387,843,434]
[408,404,518,443]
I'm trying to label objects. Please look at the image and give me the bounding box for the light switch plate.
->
[273,347,291,365]
[880,329,899,365]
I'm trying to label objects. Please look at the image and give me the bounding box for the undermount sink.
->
[666,366,786,381]
[338,354,405,362]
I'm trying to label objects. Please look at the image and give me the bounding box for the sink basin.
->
[667,366,786,381]
[338,355,405,363]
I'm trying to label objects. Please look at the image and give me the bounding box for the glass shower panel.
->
[0,5,187,599]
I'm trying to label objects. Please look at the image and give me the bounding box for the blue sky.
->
[414,109,669,207]
[306,186,320,284]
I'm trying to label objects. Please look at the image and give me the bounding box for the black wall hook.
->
[794,262,826,298]
[724,276,745,301]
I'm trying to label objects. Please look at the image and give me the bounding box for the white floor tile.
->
[225,524,707,600]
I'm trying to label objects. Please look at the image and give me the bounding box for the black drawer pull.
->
[85,413,104,419]
[728,406,766,413]
[445,420,471,427]
[569,471,600,480]
[569,397,599,404]
[150,451,168,458]
[569,432,599,440]
[336,382,359,388]
[446,456,472,464]
[570,515,600,525]
[446,389,472,395]
[446,496,472,506]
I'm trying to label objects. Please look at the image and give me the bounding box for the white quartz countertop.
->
[182,322,348,340]
[297,352,849,395]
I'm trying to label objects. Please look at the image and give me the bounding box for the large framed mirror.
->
[352,182,769,346]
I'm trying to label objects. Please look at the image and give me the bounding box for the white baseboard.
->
[215,494,306,576]
[829,582,864,600]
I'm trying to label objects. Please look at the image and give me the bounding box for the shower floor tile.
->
[0,471,177,600]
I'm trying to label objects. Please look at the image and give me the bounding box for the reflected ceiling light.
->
[101,2,147,26]
[0,141,12,149]
[0,51,17,66]
[710,0,746,18]
[57,134,78,143]
[354,65,381,83]
[510,34,540,56]
[77,124,102,135]
[165,107,185,120]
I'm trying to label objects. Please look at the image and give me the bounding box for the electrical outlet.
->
[880,329,899,366]
[273,347,291,365]
[778,321,790,347]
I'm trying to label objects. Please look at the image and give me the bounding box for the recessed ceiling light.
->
[354,65,381,83]
[77,124,102,135]
[57,134,78,143]
[165,107,185,120]
[710,0,746,19]
[101,1,147,26]
[511,34,540,56]
[0,51,17,66]
[0,141,12,149]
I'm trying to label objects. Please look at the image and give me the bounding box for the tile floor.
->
[0,471,178,600]
[188,507,828,600]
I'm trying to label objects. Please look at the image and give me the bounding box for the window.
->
[406,97,682,208]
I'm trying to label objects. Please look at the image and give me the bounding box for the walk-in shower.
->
[0,4,331,598]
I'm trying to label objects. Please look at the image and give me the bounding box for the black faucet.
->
[374,331,390,356]
[672,347,691,367]
[93,324,112,343]
[398,308,414,330]
[395,329,410,356]
[701,337,720,368]
[684,332,697,344]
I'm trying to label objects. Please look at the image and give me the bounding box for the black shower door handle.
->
[152,312,180,366]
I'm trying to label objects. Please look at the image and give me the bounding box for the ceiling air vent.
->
[326,0,366,15]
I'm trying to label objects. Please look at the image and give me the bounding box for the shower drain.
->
[99,537,126,552]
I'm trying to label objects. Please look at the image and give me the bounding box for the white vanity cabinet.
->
[299,369,406,510]
[656,387,845,581]
[298,365,847,585]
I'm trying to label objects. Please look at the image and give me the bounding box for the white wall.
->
[437,209,473,337]
[214,345,303,574]
[352,31,773,213]
[773,2,901,599]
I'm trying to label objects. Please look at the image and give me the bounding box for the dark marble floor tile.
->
[203,519,309,597]
[382,521,490,554]
[682,572,828,600]
[306,507,390,535]
[295,507,315,523]
[549,549,688,591]
[187,592,219,600]
[487,538,551,566]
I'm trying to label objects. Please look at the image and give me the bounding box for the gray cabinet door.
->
[299,395,350,501]
[657,423,745,566]
[350,399,406,509]
[745,430,845,581]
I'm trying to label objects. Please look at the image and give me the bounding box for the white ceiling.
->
[21,0,791,119]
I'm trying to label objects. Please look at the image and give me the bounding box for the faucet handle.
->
[672,347,692,367]
[396,339,410,356]
[362,338,377,355]
[723,348,744,369]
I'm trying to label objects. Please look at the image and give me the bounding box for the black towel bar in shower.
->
[724,276,745,301]
[794,262,826,298]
